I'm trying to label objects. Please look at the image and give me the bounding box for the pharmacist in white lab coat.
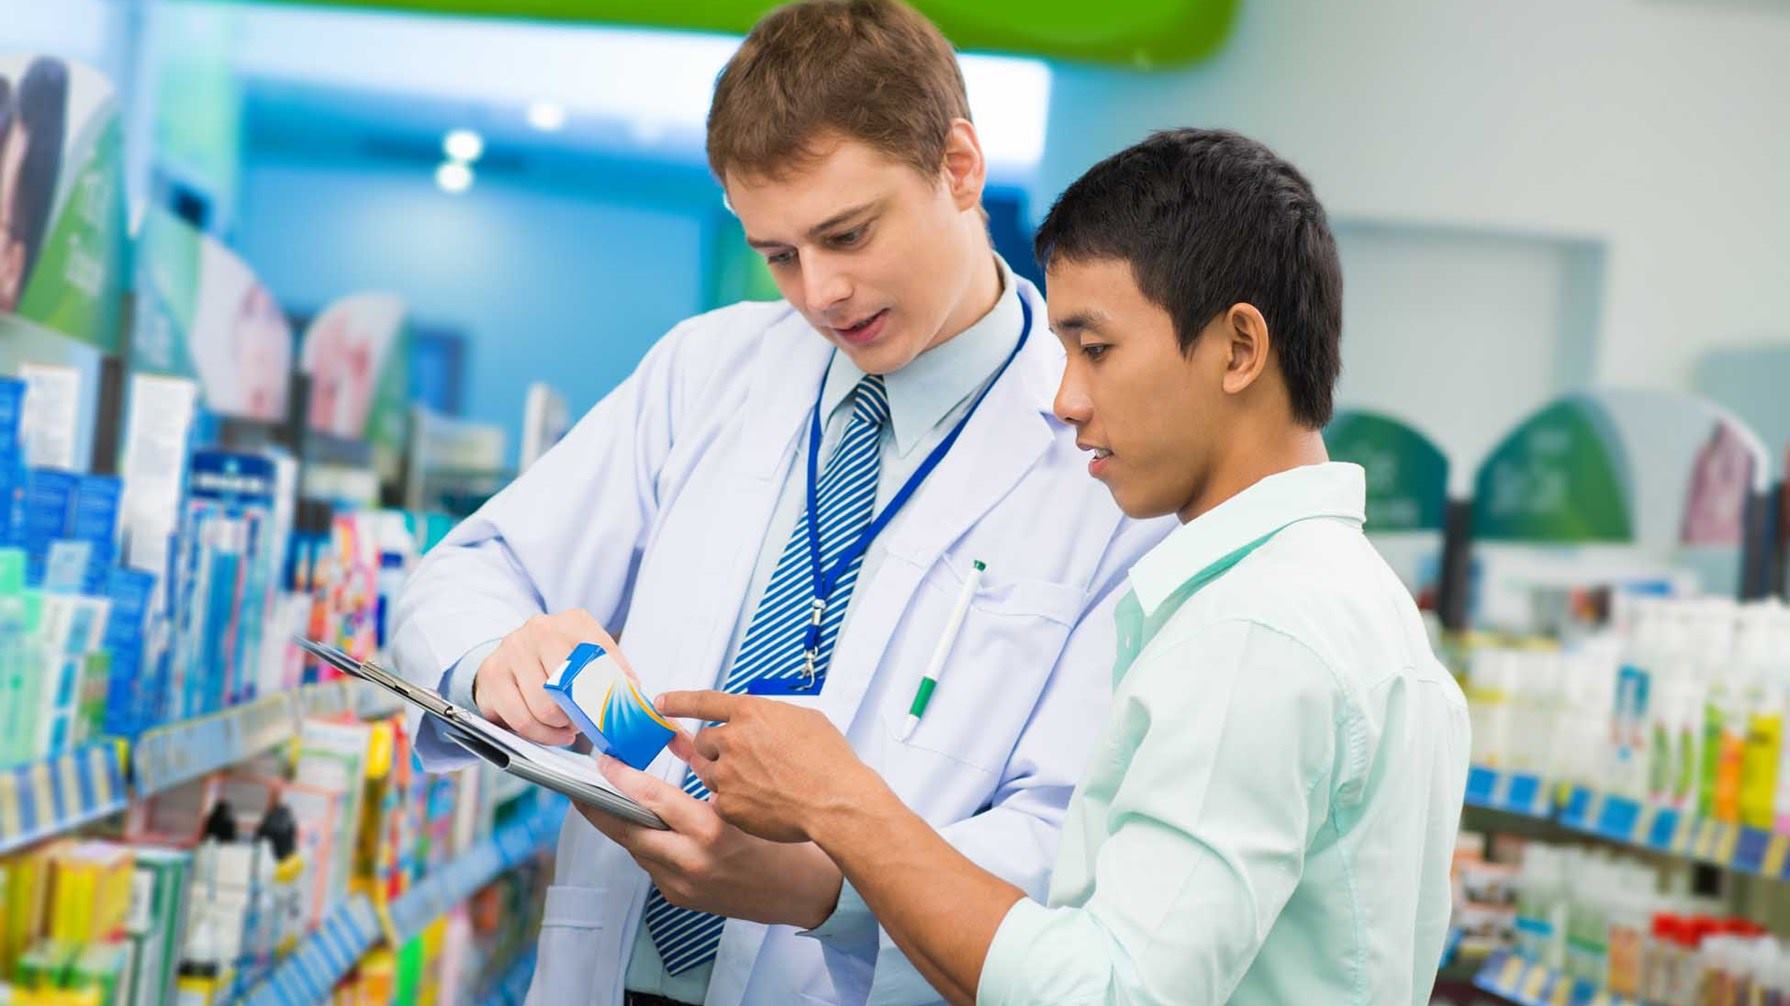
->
[389,3,1166,1005]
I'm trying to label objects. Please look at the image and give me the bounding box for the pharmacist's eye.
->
[1082,344,1108,361]
[766,249,797,267]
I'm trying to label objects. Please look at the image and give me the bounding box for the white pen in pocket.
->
[899,559,984,741]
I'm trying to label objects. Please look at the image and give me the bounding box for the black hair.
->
[1034,128,1342,429]
[10,58,70,286]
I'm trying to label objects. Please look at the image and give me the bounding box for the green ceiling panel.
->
[243,0,1239,67]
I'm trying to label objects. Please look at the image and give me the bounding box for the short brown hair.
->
[706,0,971,183]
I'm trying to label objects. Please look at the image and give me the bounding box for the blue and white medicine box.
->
[542,642,676,770]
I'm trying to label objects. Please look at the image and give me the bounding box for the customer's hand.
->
[658,690,881,844]
[473,609,630,745]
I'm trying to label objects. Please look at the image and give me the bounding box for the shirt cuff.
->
[446,638,502,710]
[976,898,1053,1006]
[797,879,878,954]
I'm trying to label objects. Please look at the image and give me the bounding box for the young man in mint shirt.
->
[611,128,1472,1004]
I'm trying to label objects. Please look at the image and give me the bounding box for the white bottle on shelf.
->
[1468,645,1512,768]
[1515,843,1567,970]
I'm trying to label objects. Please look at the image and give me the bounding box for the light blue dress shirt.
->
[977,462,1471,1005]
[445,257,1024,1003]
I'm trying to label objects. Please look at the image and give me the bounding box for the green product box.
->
[68,942,127,1006]
[394,934,423,1005]
[123,847,194,1006]
[76,651,113,743]
[16,939,74,988]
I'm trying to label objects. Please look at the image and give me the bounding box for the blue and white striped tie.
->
[642,373,889,975]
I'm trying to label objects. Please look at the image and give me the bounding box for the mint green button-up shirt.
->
[978,462,1470,1006]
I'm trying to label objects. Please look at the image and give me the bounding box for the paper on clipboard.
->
[295,637,667,829]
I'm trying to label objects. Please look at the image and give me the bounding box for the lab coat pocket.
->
[881,564,1085,775]
[531,885,609,1003]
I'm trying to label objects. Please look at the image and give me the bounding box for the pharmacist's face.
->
[1049,256,1227,519]
[725,133,982,376]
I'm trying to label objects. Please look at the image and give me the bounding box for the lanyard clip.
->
[803,597,827,684]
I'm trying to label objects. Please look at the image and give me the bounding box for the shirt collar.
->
[1129,462,1367,618]
[821,255,1022,457]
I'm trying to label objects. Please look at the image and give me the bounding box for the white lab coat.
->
[390,281,1170,1006]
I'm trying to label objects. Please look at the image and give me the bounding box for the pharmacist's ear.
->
[1219,303,1272,397]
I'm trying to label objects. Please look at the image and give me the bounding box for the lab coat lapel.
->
[815,293,1060,731]
[660,312,830,699]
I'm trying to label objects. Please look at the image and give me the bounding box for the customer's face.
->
[724,131,985,376]
[1048,256,1231,520]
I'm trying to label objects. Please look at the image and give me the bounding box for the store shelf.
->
[1465,766,1790,882]
[132,681,360,797]
[1557,786,1790,881]
[0,683,364,856]
[389,798,565,944]
[1473,950,1636,1006]
[0,743,129,857]
[478,950,536,1006]
[233,799,563,1006]
[350,679,406,720]
[1441,926,1464,970]
[1464,765,1553,819]
[133,692,302,797]
[238,895,382,1006]
[297,679,358,720]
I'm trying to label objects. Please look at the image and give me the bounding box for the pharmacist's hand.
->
[579,756,844,930]
[474,609,630,746]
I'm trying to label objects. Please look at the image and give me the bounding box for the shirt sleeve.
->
[390,316,714,772]
[445,638,500,710]
[977,619,1346,1006]
[800,878,878,949]
[411,637,505,767]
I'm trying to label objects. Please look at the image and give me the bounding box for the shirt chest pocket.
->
[874,562,1086,777]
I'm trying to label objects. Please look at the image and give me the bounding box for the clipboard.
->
[296,637,667,829]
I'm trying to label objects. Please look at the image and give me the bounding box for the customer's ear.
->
[1219,303,1272,397]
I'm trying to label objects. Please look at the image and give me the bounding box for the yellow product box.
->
[8,990,102,1006]
[417,915,447,1006]
[2,844,65,974]
[46,844,134,943]
[354,948,396,1006]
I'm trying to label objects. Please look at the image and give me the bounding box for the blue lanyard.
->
[799,294,1034,679]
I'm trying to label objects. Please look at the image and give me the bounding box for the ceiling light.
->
[435,160,473,194]
[443,128,484,163]
[527,100,567,132]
